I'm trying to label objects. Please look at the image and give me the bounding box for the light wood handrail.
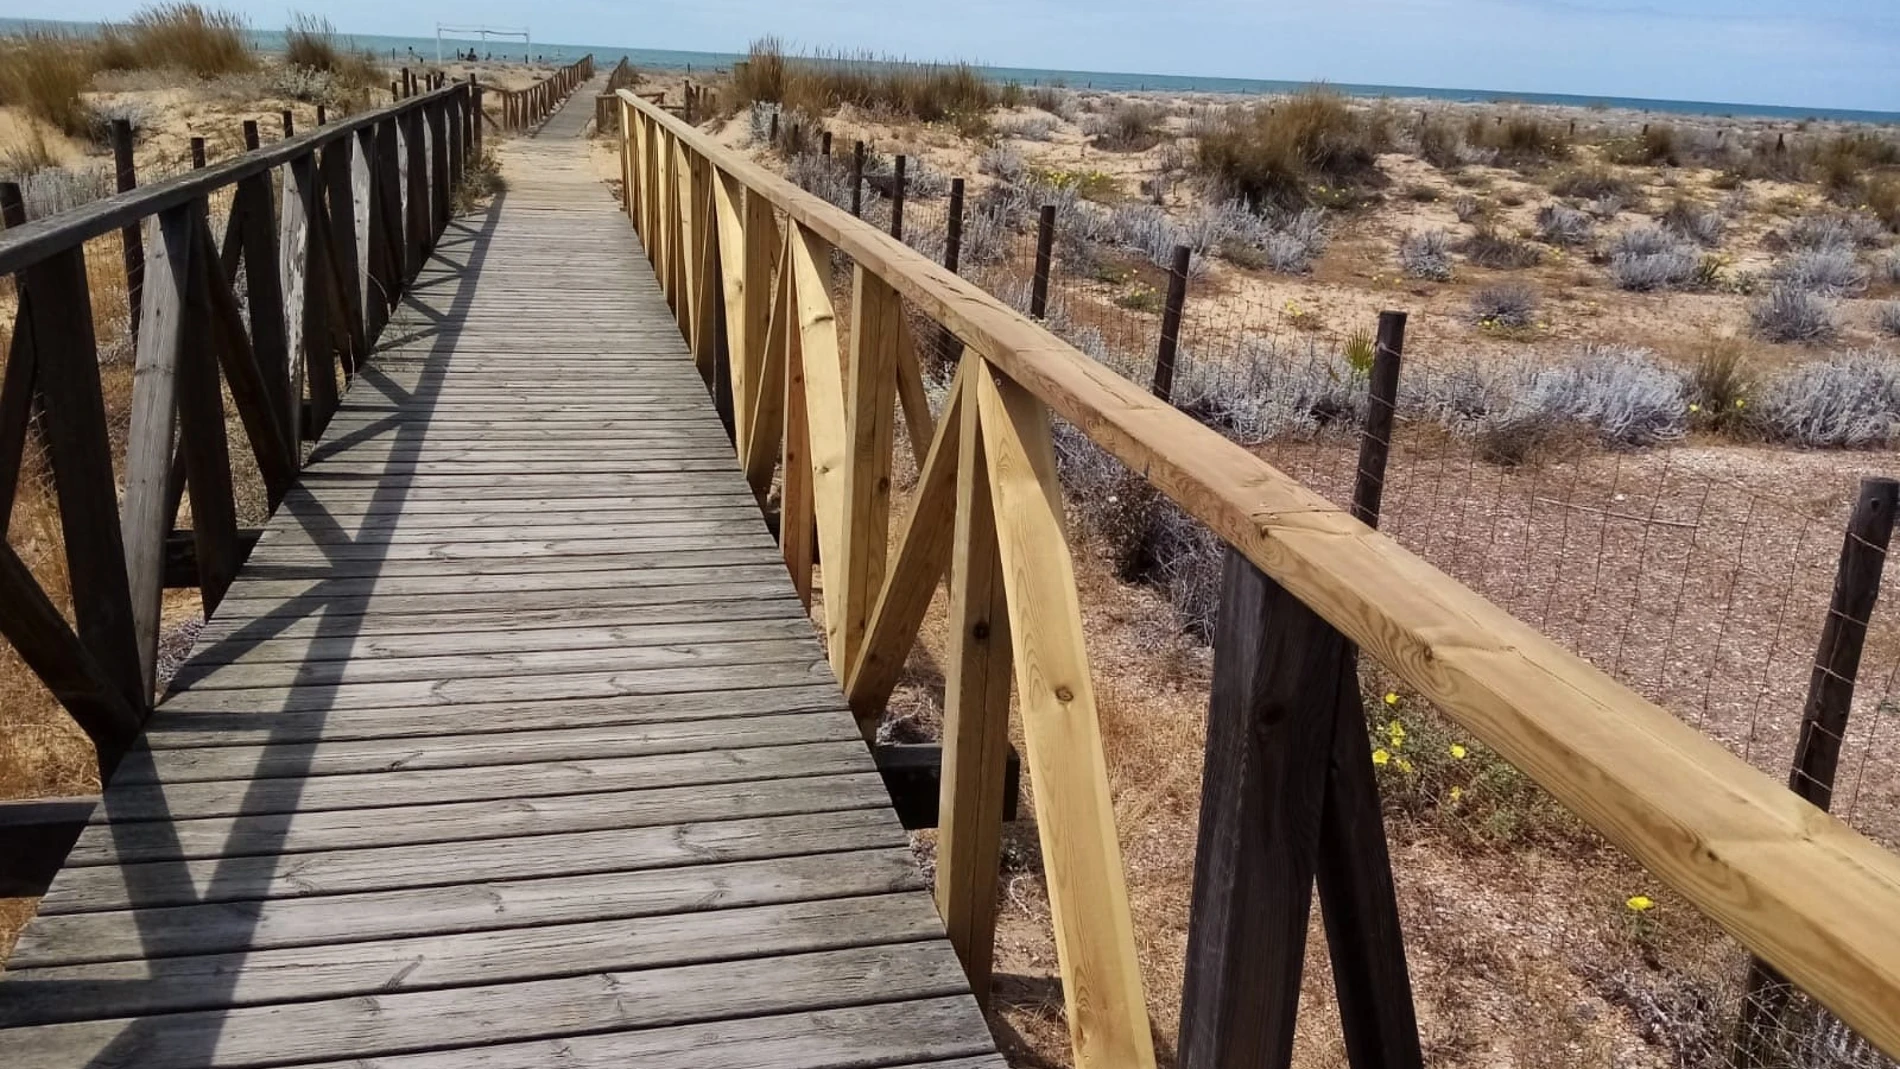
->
[617,87,1900,1060]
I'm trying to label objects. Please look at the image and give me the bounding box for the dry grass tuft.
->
[0,32,100,137]
[727,36,996,124]
[1193,85,1388,210]
[103,3,256,78]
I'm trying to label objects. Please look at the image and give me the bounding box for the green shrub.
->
[1417,119,1462,169]
[1547,165,1634,201]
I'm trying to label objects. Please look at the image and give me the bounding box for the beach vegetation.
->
[727,36,996,124]
[1192,85,1387,209]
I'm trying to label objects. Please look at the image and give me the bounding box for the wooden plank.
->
[66,771,890,866]
[14,243,145,719]
[120,202,197,703]
[0,894,947,1026]
[0,544,141,763]
[85,739,872,822]
[175,200,241,614]
[13,847,924,966]
[41,809,907,913]
[846,361,963,716]
[781,264,816,607]
[789,222,849,650]
[195,219,295,505]
[835,264,901,691]
[1,943,969,1069]
[280,998,998,1069]
[144,684,844,749]
[121,704,850,784]
[165,637,825,691]
[743,229,791,495]
[936,364,1012,1003]
[894,309,935,461]
[973,366,1155,1069]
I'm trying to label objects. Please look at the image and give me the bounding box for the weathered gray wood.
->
[175,200,241,614]
[65,771,891,866]
[0,84,462,278]
[2,943,969,1069]
[0,544,141,763]
[89,740,873,822]
[42,809,907,912]
[13,244,146,725]
[12,847,924,965]
[144,683,846,750]
[116,708,856,783]
[0,893,946,1025]
[284,998,1000,1069]
[120,202,199,703]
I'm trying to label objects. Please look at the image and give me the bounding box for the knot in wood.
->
[1054,686,1074,703]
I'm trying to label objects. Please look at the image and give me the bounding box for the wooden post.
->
[890,155,907,241]
[242,119,259,152]
[472,81,484,156]
[281,109,294,138]
[391,80,399,102]
[1735,475,1900,1068]
[1029,204,1056,318]
[850,140,865,217]
[1152,244,1190,402]
[188,137,206,169]
[401,67,412,97]
[945,178,965,273]
[1180,319,1422,1069]
[110,119,143,348]
[1350,311,1406,526]
[821,130,832,156]
[316,104,327,126]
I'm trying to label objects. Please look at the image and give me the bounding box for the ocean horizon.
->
[5,17,1897,125]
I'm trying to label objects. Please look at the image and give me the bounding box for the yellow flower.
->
[1688,402,1701,413]
[1449,743,1468,759]
[1449,785,1464,801]
[1371,748,1390,767]
[1394,756,1415,774]
[1387,721,1406,743]
[1383,692,1399,706]
[1735,398,1746,409]
[1626,895,1655,913]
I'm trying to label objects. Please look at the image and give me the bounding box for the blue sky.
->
[13,0,1899,112]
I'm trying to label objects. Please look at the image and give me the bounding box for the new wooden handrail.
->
[617,88,1900,1060]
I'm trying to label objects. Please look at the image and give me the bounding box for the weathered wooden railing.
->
[593,58,639,133]
[0,81,478,777]
[497,55,595,132]
[616,89,1900,1067]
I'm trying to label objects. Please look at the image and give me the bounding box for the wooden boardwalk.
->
[0,80,1005,1069]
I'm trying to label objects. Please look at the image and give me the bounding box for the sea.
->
[5,17,1897,126]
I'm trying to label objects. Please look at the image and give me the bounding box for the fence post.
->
[768,110,779,145]
[821,130,832,156]
[890,154,906,241]
[851,140,865,217]
[1152,244,1190,402]
[188,137,206,170]
[281,110,294,138]
[471,77,484,156]
[1734,475,1899,1068]
[110,119,143,348]
[316,104,327,126]
[1180,308,1422,1069]
[1029,204,1056,319]
[945,178,964,273]
[391,80,399,102]
[1350,311,1406,525]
